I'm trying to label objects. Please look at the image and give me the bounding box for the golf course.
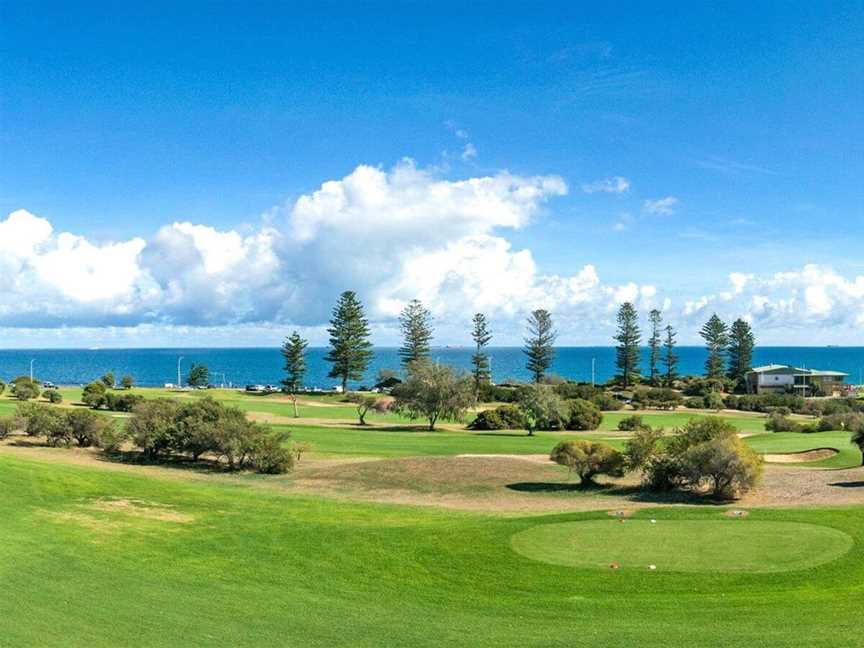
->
[2,386,863,647]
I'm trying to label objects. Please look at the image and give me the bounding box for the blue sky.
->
[1,1,863,347]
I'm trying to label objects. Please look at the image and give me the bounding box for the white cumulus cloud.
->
[581,176,631,194]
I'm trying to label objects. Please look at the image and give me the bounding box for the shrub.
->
[105,392,145,412]
[468,405,527,430]
[16,403,64,438]
[478,383,519,403]
[0,380,5,396]
[128,399,181,459]
[704,391,725,411]
[65,409,113,447]
[623,426,666,471]
[0,417,15,438]
[635,416,762,498]
[12,377,40,401]
[564,399,603,431]
[550,440,625,485]
[632,387,683,410]
[98,424,130,454]
[554,383,600,401]
[81,381,108,409]
[617,414,648,432]
[517,384,568,435]
[764,412,801,433]
[44,389,63,404]
[592,392,624,411]
[120,375,135,390]
[248,429,294,474]
[679,436,762,499]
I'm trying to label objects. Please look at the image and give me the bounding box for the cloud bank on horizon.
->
[1,159,863,346]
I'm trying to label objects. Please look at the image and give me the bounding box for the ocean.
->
[1,347,863,388]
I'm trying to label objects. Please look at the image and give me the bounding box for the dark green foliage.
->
[470,312,492,396]
[398,299,433,367]
[553,383,601,400]
[727,318,755,390]
[468,405,527,430]
[631,387,683,410]
[623,425,666,470]
[0,416,16,438]
[723,393,805,413]
[617,414,649,432]
[663,325,679,387]
[44,389,63,404]
[0,380,5,396]
[325,291,374,391]
[764,412,804,433]
[104,392,145,412]
[647,309,662,385]
[700,313,729,379]
[564,398,603,431]
[81,381,108,408]
[11,376,40,401]
[65,409,114,447]
[523,309,556,383]
[281,331,309,393]
[120,375,135,389]
[517,383,567,435]
[478,383,519,403]
[187,363,210,388]
[126,397,292,472]
[634,417,763,498]
[591,392,625,411]
[101,372,115,388]
[347,392,382,425]
[550,440,625,485]
[614,302,641,387]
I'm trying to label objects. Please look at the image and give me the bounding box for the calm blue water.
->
[1,347,863,388]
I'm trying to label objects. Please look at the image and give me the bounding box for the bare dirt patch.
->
[763,448,838,463]
[724,509,750,518]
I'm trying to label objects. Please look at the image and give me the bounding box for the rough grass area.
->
[511,519,853,572]
[0,452,862,647]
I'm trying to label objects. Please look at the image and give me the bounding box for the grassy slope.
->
[0,452,860,647]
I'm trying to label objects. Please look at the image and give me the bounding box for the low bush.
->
[564,398,603,431]
[105,392,145,412]
[550,440,625,485]
[11,376,40,401]
[468,405,527,430]
[632,387,683,410]
[554,383,601,401]
[764,412,801,432]
[0,417,15,438]
[44,390,63,404]
[81,381,108,408]
[592,392,624,411]
[617,414,649,432]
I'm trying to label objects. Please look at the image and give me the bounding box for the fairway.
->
[511,519,853,572]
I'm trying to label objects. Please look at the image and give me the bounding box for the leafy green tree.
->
[517,383,567,436]
[663,324,679,387]
[391,361,475,431]
[281,331,308,417]
[120,375,135,390]
[101,372,115,388]
[470,312,492,397]
[0,380,7,396]
[347,392,382,425]
[700,314,729,380]
[325,291,374,392]
[647,309,662,386]
[614,302,641,388]
[523,309,556,383]
[45,390,63,404]
[550,440,626,485]
[81,381,108,408]
[187,363,210,388]
[727,318,755,390]
[564,398,603,431]
[11,376,40,401]
[398,299,433,367]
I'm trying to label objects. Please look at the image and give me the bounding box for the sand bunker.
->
[763,448,838,463]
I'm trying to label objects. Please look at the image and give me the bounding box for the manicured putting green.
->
[511,519,853,573]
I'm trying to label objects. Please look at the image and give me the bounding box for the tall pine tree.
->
[281,331,308,417]
[727,318,755,391]
[614,302,642,388]
[523,309,556,383]
[663,324,679,387]
[399,299,433,367]
[700,313,729,380]
[647,309,663,386]
[470,313,492,397]
[325,291,374,392]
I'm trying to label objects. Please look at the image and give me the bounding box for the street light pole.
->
[30,359,35,382]
[177,356,184,389]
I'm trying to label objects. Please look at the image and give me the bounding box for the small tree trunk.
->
[292,394,298,418]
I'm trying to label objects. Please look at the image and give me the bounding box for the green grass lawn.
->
[0,452,860,647]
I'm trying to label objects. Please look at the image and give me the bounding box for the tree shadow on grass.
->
[95,450,241,475]
[507,481,613,493]
[506,479,734,505]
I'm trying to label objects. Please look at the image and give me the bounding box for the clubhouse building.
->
[745,364,849,397]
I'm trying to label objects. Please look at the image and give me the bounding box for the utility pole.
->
[591,357,595,387]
